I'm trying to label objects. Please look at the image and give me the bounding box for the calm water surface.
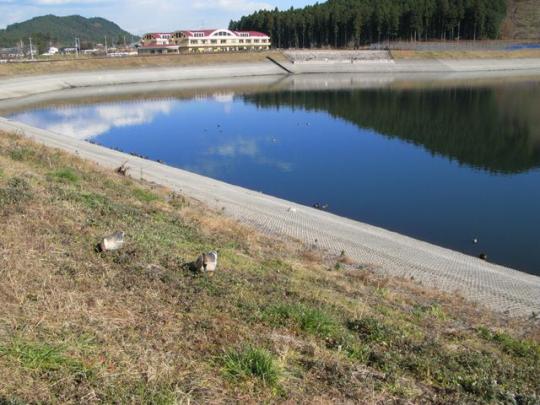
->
[7,78,540,275]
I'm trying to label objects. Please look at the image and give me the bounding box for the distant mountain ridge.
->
[0,15,138,49]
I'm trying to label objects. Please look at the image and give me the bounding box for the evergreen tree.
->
[229,0,508,48]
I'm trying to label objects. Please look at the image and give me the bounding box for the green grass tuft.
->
[9,146,35,161]
[133,187,160,202]
[412,303,447,320]
[263,303,340,339]
[0,177,32,206]
[0,339,87,374]
[347,317,395,343]
[478,327,540,358]
[50,167,80,183]
[222,346,280,386]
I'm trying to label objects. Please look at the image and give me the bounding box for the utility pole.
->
[75,37,80,58]
[28,37,34,61]
[104,35,108,54]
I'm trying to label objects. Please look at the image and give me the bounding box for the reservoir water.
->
[5,75,540,275]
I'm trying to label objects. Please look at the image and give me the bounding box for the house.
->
[42,47,59,56]
[138,32,178,54]
[141,33,173,46]
[0,47,23,59]
[138,29,271,55]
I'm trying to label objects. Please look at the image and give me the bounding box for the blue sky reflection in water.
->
[8,80,540,275]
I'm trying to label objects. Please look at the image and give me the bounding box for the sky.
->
[0,0,315,35]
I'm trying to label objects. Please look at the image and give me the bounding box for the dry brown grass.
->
[501,0,540,40]
[0,132,538,403]
[391,49,540,59]
[0,51,287,78]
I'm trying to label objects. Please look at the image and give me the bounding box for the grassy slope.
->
[0,132,539,403]
[501,0,540,39]
[391,49,540,59]
[0,51,287,78]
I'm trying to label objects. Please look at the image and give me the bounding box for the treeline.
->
[229,0,508,48]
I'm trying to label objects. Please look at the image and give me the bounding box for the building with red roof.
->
[138,29,270,55]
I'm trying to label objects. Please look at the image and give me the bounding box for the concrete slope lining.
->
[3,58,540,101]
[0,62,285,101]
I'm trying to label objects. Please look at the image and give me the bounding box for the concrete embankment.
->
[2,54,540,101]
[279,50,540,73]
[0,62,284,101]
[1,55,540,317]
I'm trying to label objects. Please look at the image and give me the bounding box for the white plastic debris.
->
[195,251,218,272]
[99,231,125,252]
[288,207,297,213]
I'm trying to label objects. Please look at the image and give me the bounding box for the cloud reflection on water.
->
[14,101,173,140]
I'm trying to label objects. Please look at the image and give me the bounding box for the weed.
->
[131,383,179,404]
[298,307,340,338]
[263,303,340,339]
[78,191,111,211]
[168,192,188,209]
[412,303,447,320]
[375,287,389,298]
[0,397,26,405]
[133,187,160,203]
[0,339,87,374]
[347,317,395,343]
[9,146,34,161]
[478,327,540,358]
[337,250,354,265]
[50,168,79,183]
[0,177,32,206]
[222,346,280,386]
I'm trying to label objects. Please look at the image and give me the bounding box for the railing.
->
[369,40,540,51]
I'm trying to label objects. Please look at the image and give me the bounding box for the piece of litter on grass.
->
[99,231,125,252]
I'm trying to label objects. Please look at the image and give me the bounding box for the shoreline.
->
[1,59,540,316]
[1,114,539,317]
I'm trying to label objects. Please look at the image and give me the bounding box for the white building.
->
[42,46,59,56]
[138,29,271,55]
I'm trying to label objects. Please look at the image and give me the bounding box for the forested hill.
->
[0,15,137,49]
[229,0,508,48]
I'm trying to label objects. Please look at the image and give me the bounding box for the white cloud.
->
[192,0,272,12]
[0,0,296,34]
[0,0,318,42]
